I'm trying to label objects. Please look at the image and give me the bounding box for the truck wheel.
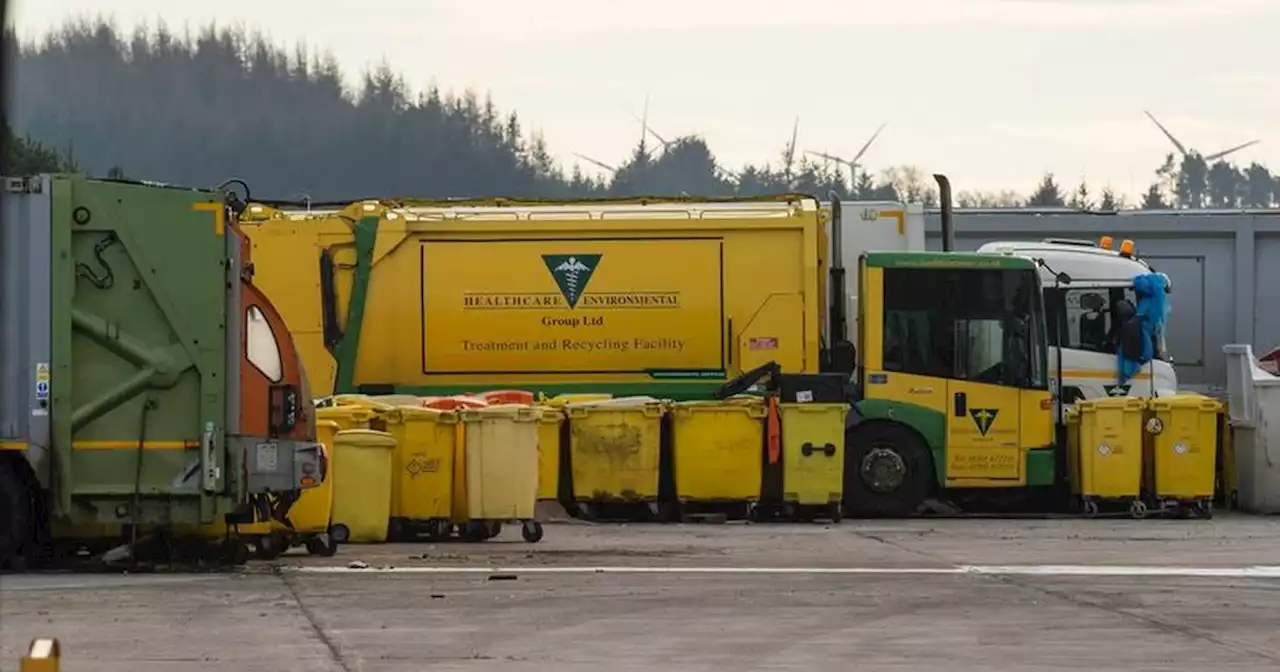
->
[844,423,933,518]
[0,458,35,572]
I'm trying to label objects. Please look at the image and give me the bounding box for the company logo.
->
[1104,384,1131,397]
[542,254,602,309]
[969,408,999,436]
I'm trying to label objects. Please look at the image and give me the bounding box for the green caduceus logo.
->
[542,254,601,308]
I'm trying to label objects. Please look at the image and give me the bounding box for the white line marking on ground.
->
[285,565,1280,578]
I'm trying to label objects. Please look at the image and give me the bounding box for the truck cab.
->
[976,238,1177,410]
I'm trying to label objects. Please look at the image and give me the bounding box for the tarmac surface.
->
[5,514,1280,671]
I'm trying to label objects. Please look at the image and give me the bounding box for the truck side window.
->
[882,269,954,380]
[246,305,283,383]
[1057,287,1139,357]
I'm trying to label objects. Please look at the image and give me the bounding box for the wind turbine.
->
[1143,111,1260,163]
[571,153,619,175]
[804,123,886,190]
[782,117,800,186]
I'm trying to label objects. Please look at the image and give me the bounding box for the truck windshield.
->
[882,267,1047,389]
[1044,287,1169,361]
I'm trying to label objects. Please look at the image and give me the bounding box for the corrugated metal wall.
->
[923,209,1280,393]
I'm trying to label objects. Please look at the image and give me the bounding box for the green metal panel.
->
[47,175,231,525]
[356,380,728,401]
[332,216,380,394]
[863,251,1035,270]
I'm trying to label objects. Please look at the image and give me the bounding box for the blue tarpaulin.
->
[1118,272,1168,383]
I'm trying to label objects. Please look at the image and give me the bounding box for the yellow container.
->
[1071,397,1145,500]
[460,405,540,520]
[316,405,376,430]
[542,393,613,408]
[282,419,339,535]
[329,429,396,543]
[779,403,847,506]
[1146,395,1223,501]
[671,399,766,501]
[369,394,423,407]
[566,400,665,502]
[536,406,565,500]
[384,406,457,522]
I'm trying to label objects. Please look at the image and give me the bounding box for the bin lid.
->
[543,393,614,407]
[317,420,342,430]
[333,428,397,448]
[1076,396,1147,411]
[1148,394,1224,412]
[387,405,458,423]
[317,405,375,422]
[566,395,661,408]
[672,398,766,412]
[462,405,541,422]
[368,394,423,407]
[534,405,566,422]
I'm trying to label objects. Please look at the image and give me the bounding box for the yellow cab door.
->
[946,379,1022,485]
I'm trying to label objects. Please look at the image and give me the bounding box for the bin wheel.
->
[826,502,843,524]
[387,519,406,543]
[521,521,544,543]
[1129,500,1148,520]
[460,522,489,543]
[844,423,934,518]
[305,534,338,557]
[220,537,250,566]
[1083,500,1099,517]
[329,524,351,544]
[485,521,503,539]
[425,519,452,542]
[1194,500,1214,520]
[255,531,289,561]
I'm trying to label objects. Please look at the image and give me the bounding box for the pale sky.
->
[10,0,1280,198]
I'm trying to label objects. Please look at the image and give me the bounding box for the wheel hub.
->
[861,447,907,493]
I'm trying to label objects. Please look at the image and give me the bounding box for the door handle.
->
[953,392,967,417]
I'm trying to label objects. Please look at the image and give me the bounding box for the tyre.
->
[329,523,350,544]
[255,531,289,561]
[843,423,933,518]
[0,458,35,572]
[221,537,250,566]
[521,521,544,543]
[305,534,338,557]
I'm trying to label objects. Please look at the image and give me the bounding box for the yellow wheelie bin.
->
[670,397,766,507]
[1069,396,1147,518]
[1145,394,1223,518]
[566,397,665,518]
[272,419,340,556]
[542,393,613,408]
[316,404,376,431]
[384,406,458,540]
[329,429,397,543]
[458,405,543,542]
[535,406,565,501]
[779,402,847,521]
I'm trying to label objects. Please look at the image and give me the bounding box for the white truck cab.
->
[976,238,1178,412]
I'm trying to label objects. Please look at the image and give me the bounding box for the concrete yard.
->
[5,515,1280,671]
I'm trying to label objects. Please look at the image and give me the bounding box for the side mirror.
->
[269,384,301,436]
[1056,272,1072,285]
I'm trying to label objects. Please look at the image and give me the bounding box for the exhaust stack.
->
[934,173,954,252]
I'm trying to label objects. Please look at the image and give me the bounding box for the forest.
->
[5,19,1278,209]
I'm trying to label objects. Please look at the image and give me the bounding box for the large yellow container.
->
[1071,397,1145,501]
[536,407,564,500]
[384,406,457,523]
[1146,395,1223,501]
[779,403,847,506]
[329,429,396,543]
[671,398,766,501]
[316,405,376,430]
[460,405,540,520]
[283,420,340,535]
[567,399,666,502]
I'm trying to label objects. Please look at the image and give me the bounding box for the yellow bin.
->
[567,399,665,502]
[1146,395,1223,503]
[329,429,396,543]
[385,406,457,530]
[460,405,540,521]
[671,398,766,501]
[779,403,846,507]
[535,406,565,501]
[542,393,613,408]
[316,405,376,431]
[1070,397,1145,510]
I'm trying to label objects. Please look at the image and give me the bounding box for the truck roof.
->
[863,251,1036,270]
[976,240,1156,284]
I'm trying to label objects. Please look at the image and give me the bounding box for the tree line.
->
[5,19,1277,209]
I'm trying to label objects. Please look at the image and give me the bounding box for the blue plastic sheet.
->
[1118,272,1168,383]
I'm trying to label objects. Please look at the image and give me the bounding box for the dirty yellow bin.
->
[1146,395,1222,509]
[543,393,613,408]
[671,398,766,501]
[316,404,376,431]
[535,406,565,500]
[284,420,338,535]
[329,429,396,543]
[1071,396,1146,516]
[779,403,847,509]
[567,398,665,502]
[384,406,457,538]
[459,405,545,542]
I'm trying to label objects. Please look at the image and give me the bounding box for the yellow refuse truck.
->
[239,196,825,401]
